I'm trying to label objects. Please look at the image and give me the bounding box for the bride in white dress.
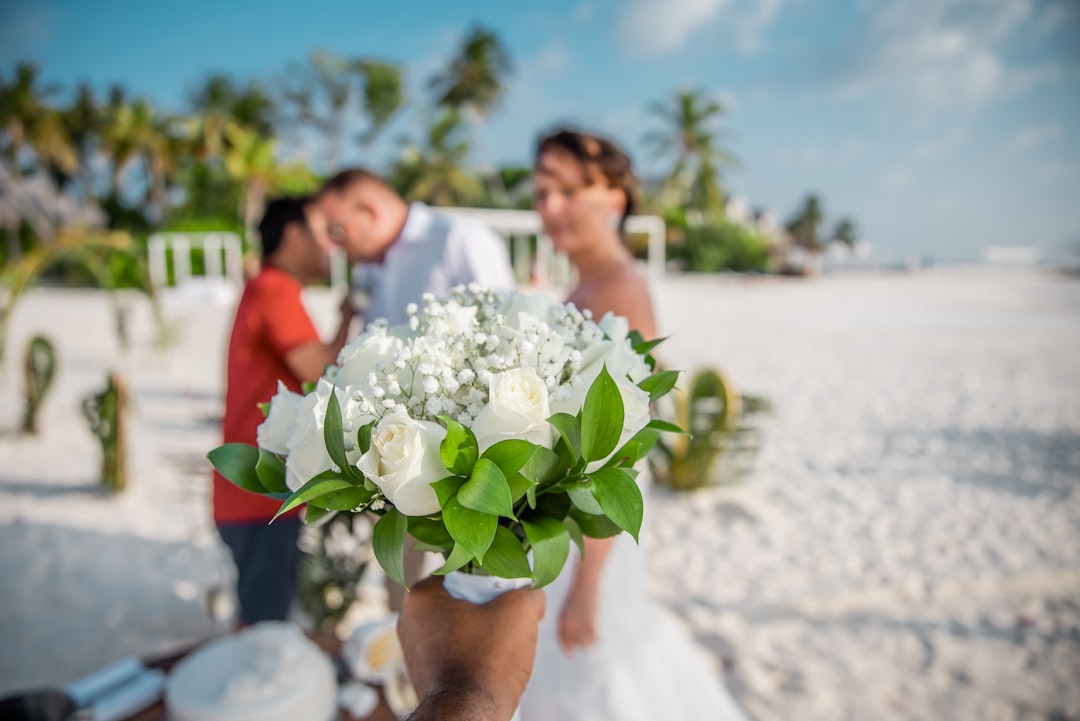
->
[518,128,749,721]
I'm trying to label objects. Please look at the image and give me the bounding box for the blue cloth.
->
[217,516,302,624]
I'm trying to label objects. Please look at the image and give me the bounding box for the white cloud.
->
[913,129,969,160]
[882,165,912,188]
[1009,123,1062,153]
[731,0,783,53]
[832,0,1060,114]
[617,0,730,56]
[616,0,786,56]
[573,1,598,24]
[771,136,865,170]
[1034,1,1079,36]
[528,45,571,77]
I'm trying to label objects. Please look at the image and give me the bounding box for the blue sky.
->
[2,0,1079,263]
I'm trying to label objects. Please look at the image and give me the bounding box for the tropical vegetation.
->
[1,25,857,281]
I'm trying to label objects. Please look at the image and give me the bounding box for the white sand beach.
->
[1,268,1078,721]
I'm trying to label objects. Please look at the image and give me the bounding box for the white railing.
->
[148,209,667,301]
[147,232,244,297]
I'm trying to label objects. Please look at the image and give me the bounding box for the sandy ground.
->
[1,268,1078,721]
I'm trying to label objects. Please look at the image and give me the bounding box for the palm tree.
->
[355,60,403,147]
[101,98,180,221]
[62,83,105,198]
[186,73,233,160]
[832,217,857,248]
[0,63,78,178]
[643,89,737,217]
[278,53,403,173]
[389,111,482,207]
[223,122,277,250]
[786,194,825,250]
[428,25,512,202]
[0,63,79,258]
[222,122,318,252]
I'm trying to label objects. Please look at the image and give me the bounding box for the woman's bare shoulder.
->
[582,265,657,339]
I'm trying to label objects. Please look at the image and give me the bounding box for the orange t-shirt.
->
[213,265,319,523]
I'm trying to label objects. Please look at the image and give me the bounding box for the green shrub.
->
[682,221,772,273]
[651,368,771,491]
[22,335,57,434]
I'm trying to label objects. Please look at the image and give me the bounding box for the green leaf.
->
[521,446,562,485]
[303,505,335,525]
[608,428,660,467]
[433,544,473,575]
[647,419,687,434]
[257,401,270,417]
[357,421,374,455]
[208,444,265,494]
[271,472,356,521]
[526,485,537,509]
[632,335,668,356]
[255,449,288,494]
[506,473,537,503]
[547,413,582,462]
[443,496,498,562]
[458,459,514,519]
[307,486,373,511]
[563,516,585,559]
[439,415,479,476]
[481,526,532,579]
[481,439,538,477]
[373,508,409,589]
[431,476,466,507]
[322,388,351,476]
[639,369,681,403]
[302,381,316,394]
[566,480,604,515]
[580,365,624,462]
[531,491,572,520]
[408,516,454,549]
[523,517,570,589]
[568,508,622,538]
[589,467,644,542]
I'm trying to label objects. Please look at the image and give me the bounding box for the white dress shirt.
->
[354,202,516,326]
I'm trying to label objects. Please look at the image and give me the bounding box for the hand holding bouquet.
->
[209,285,681,590]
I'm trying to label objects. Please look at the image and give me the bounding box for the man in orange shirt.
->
[214,196,353,625]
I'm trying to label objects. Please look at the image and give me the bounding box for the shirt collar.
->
[397,201,434,245]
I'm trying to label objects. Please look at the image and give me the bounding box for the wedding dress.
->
[519,469,750,721]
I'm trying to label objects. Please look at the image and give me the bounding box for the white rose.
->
[444,302,479,334]
[550,340,633,417]
[335,328,403,389]
[256,381,302,455]
[341,394,377,466]
[356,412,447,516]
[471,368,555,452]
[597,312,629,342]
[285,380,340,491]
[502,291,557,329]
[586,377,651,472]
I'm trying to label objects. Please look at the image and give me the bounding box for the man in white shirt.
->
[317,168,516,327]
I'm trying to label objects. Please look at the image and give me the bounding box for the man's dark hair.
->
[259,196,310,259]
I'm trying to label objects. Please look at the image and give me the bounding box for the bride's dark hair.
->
[535,128,639,233]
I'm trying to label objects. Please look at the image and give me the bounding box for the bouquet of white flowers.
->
[209,285,681,591]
